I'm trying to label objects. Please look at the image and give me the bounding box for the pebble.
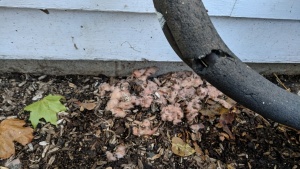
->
[5,159,22,169]
[0,116,6,121]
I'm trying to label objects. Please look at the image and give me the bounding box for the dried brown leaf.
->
[219,108,235,125]
[193,142,204,157]
[79,102,97,111]
[0,119,33,159]
[218,108,235,139]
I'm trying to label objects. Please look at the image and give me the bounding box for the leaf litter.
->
[0,70,300,168]
[0,119,33,159]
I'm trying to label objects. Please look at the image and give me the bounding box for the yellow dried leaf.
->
[0,119,33,159]
[219,107,230,114]
[200,103,222,117]
[171,137,195,157]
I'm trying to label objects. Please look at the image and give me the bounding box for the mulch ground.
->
[0,71,300,169]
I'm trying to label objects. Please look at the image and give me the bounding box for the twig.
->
[273,73,290,92]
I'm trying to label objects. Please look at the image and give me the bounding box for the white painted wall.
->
[0,0,155,13]
[205,0,300,20]
[1,0,300,63]
[0,8,174,61]
[231,0,300,20]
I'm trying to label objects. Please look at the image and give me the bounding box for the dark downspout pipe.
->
[153,0,300,129]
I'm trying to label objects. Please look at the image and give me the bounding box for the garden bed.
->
[0,69,300,169]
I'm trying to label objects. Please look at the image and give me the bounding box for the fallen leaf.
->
[24,94,67,128]
[78,102,97,111]
[171,137,195,157]
[193,142,204,156]
[219,108,235,125]
[0,119,33,159]
[200,103,222,118]
[219,107,229,114]
[218,108,235,139]
[221,124,235,140]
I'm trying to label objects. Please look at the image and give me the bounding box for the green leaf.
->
[24,94,67,128]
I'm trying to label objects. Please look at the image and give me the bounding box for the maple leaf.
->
[0,119,33,159]
[171,137,195,157]
[24,94,67,128]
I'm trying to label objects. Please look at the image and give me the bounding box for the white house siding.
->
[0,0,300,64]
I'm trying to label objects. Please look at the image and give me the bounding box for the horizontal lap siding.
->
[212,17,300,63]
[1,0,299,20]
[1,0,300,63]
[0,0,155,13]
[204,0,236,16]
[231,0,300,20]
[0,8,176,61]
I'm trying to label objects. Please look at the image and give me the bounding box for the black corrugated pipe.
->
[153,0,300,130]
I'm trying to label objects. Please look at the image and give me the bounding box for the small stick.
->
[273,73,290,92]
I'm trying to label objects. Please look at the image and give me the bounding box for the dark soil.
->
[0,72,300,169]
